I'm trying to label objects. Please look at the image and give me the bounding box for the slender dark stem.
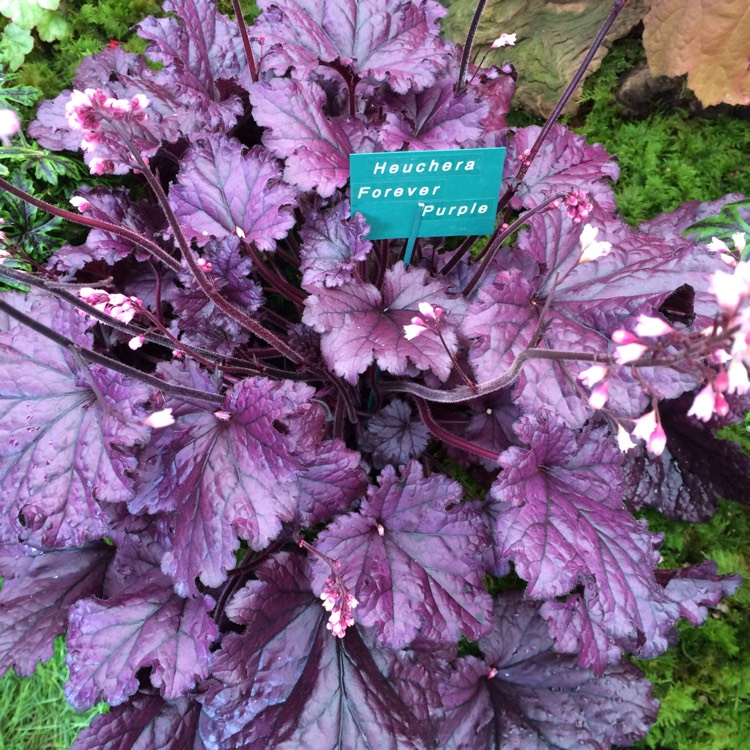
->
[456,0,489,94]
[231,0,259,83]
[383,348,610,404]
[123,140,305,365]
[496,0,627,214]
[462,193,564,297]
[0,298,225,405]
[413,396,499,462]
[0,175,182,272]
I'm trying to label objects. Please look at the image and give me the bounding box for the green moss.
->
[570,37,750,226]
[634,501,750,750]
[0,638,107,750]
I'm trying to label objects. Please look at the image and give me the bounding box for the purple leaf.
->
[361,399,431,469]
[65,563,217,710]
[169,136,297,250]
[49,186,168,273]
[656,560,742,627]
[438,592,659,749]
[202,552,431,749]
[299,200,372,289]
[311,461,492,648]
[137,0,246,121]
[0,543,112,678]
[72,692,205,750]
[250,78,358,197]
[172,236,264,354]
[155,377,318,594]
[379,74,489,151]
[296,439,368,526]
[303,260,466,383]
[253,0,451,94]
[506,124,620,211]
[468,63,516,136]
[491,414,680,659]
[0,294,151,547]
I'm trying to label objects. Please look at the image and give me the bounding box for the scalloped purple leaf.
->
[296,439,368,526]
[0,543,112,678]
[201,552,431,749]
[311,460,492,648]
[154,377,318,594]
[169,136,297,250]
[491,413,680,658]
[299,200,372,289]
[65,562,217,710]
[303,260,467,384]
[137,0,247,122]
[379,74,489,151]
[468,63,516,136]
[0,294,151,548]
[49,186,168,273]
[72,692,205,750]
[253,0,451,94]
[438,592,659,749]
[361,399,431,469]
[250,78,360,197]
[505,124,619,211]
[656,560,742,627]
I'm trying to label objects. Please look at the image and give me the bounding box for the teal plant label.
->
[350,147,506,240]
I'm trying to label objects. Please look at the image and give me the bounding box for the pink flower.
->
[578,224,612,263]
[634,315,674,338]
[686,384,715,422]
[79,288,141,324]
[144,408,175,429]
[588,382,609,410]
[417,302,443,321]
[578,364,608,387]
[403,317,430,341]
[214,410,232,421]
[727,358,750,394]
[616,423,636,452]
[491,33,517,48]
[128,334,145,350]
[0,109,20,145]
[403,302,444,341]
[631,410,667,456]
[710,262,750,312]
[320,576,358,638]
[614,342,648,365]
[69,195,91,212]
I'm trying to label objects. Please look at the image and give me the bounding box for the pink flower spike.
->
[588,382,609,410]
[144,408,175,429]
[578,364,608,387]
[686,384,715,422]
[491,32,517,48]
[615,342,648,365]
[616,423,636,452]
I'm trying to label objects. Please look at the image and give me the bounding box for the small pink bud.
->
[633,315,674,338]
[214,410,232,421]
[616,423,636,452]
[614,342,648,365]
[128,334,145,350]
[144,408,175,429]
[588,382,609,410]
[69,195,91,212]
[686,385,715,422]
[578,364,608,387]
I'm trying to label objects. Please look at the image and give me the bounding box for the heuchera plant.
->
[0,0,746,747]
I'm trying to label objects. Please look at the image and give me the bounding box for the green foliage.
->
[683,197,750,247]
[0,0,68,71]
[635,500,750,750]
[571,37,750,227]
[0,637,107,750]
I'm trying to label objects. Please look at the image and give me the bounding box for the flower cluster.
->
[562,189,593,224]
[64,89,151,174]
[403,302,444,340]
[320,575,359,638]
[79,287,142,324]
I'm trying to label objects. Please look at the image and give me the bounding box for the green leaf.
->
[0,23,34,71]
[0,0,46,29]
[683,199,750,245]
[36,11,69,42]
